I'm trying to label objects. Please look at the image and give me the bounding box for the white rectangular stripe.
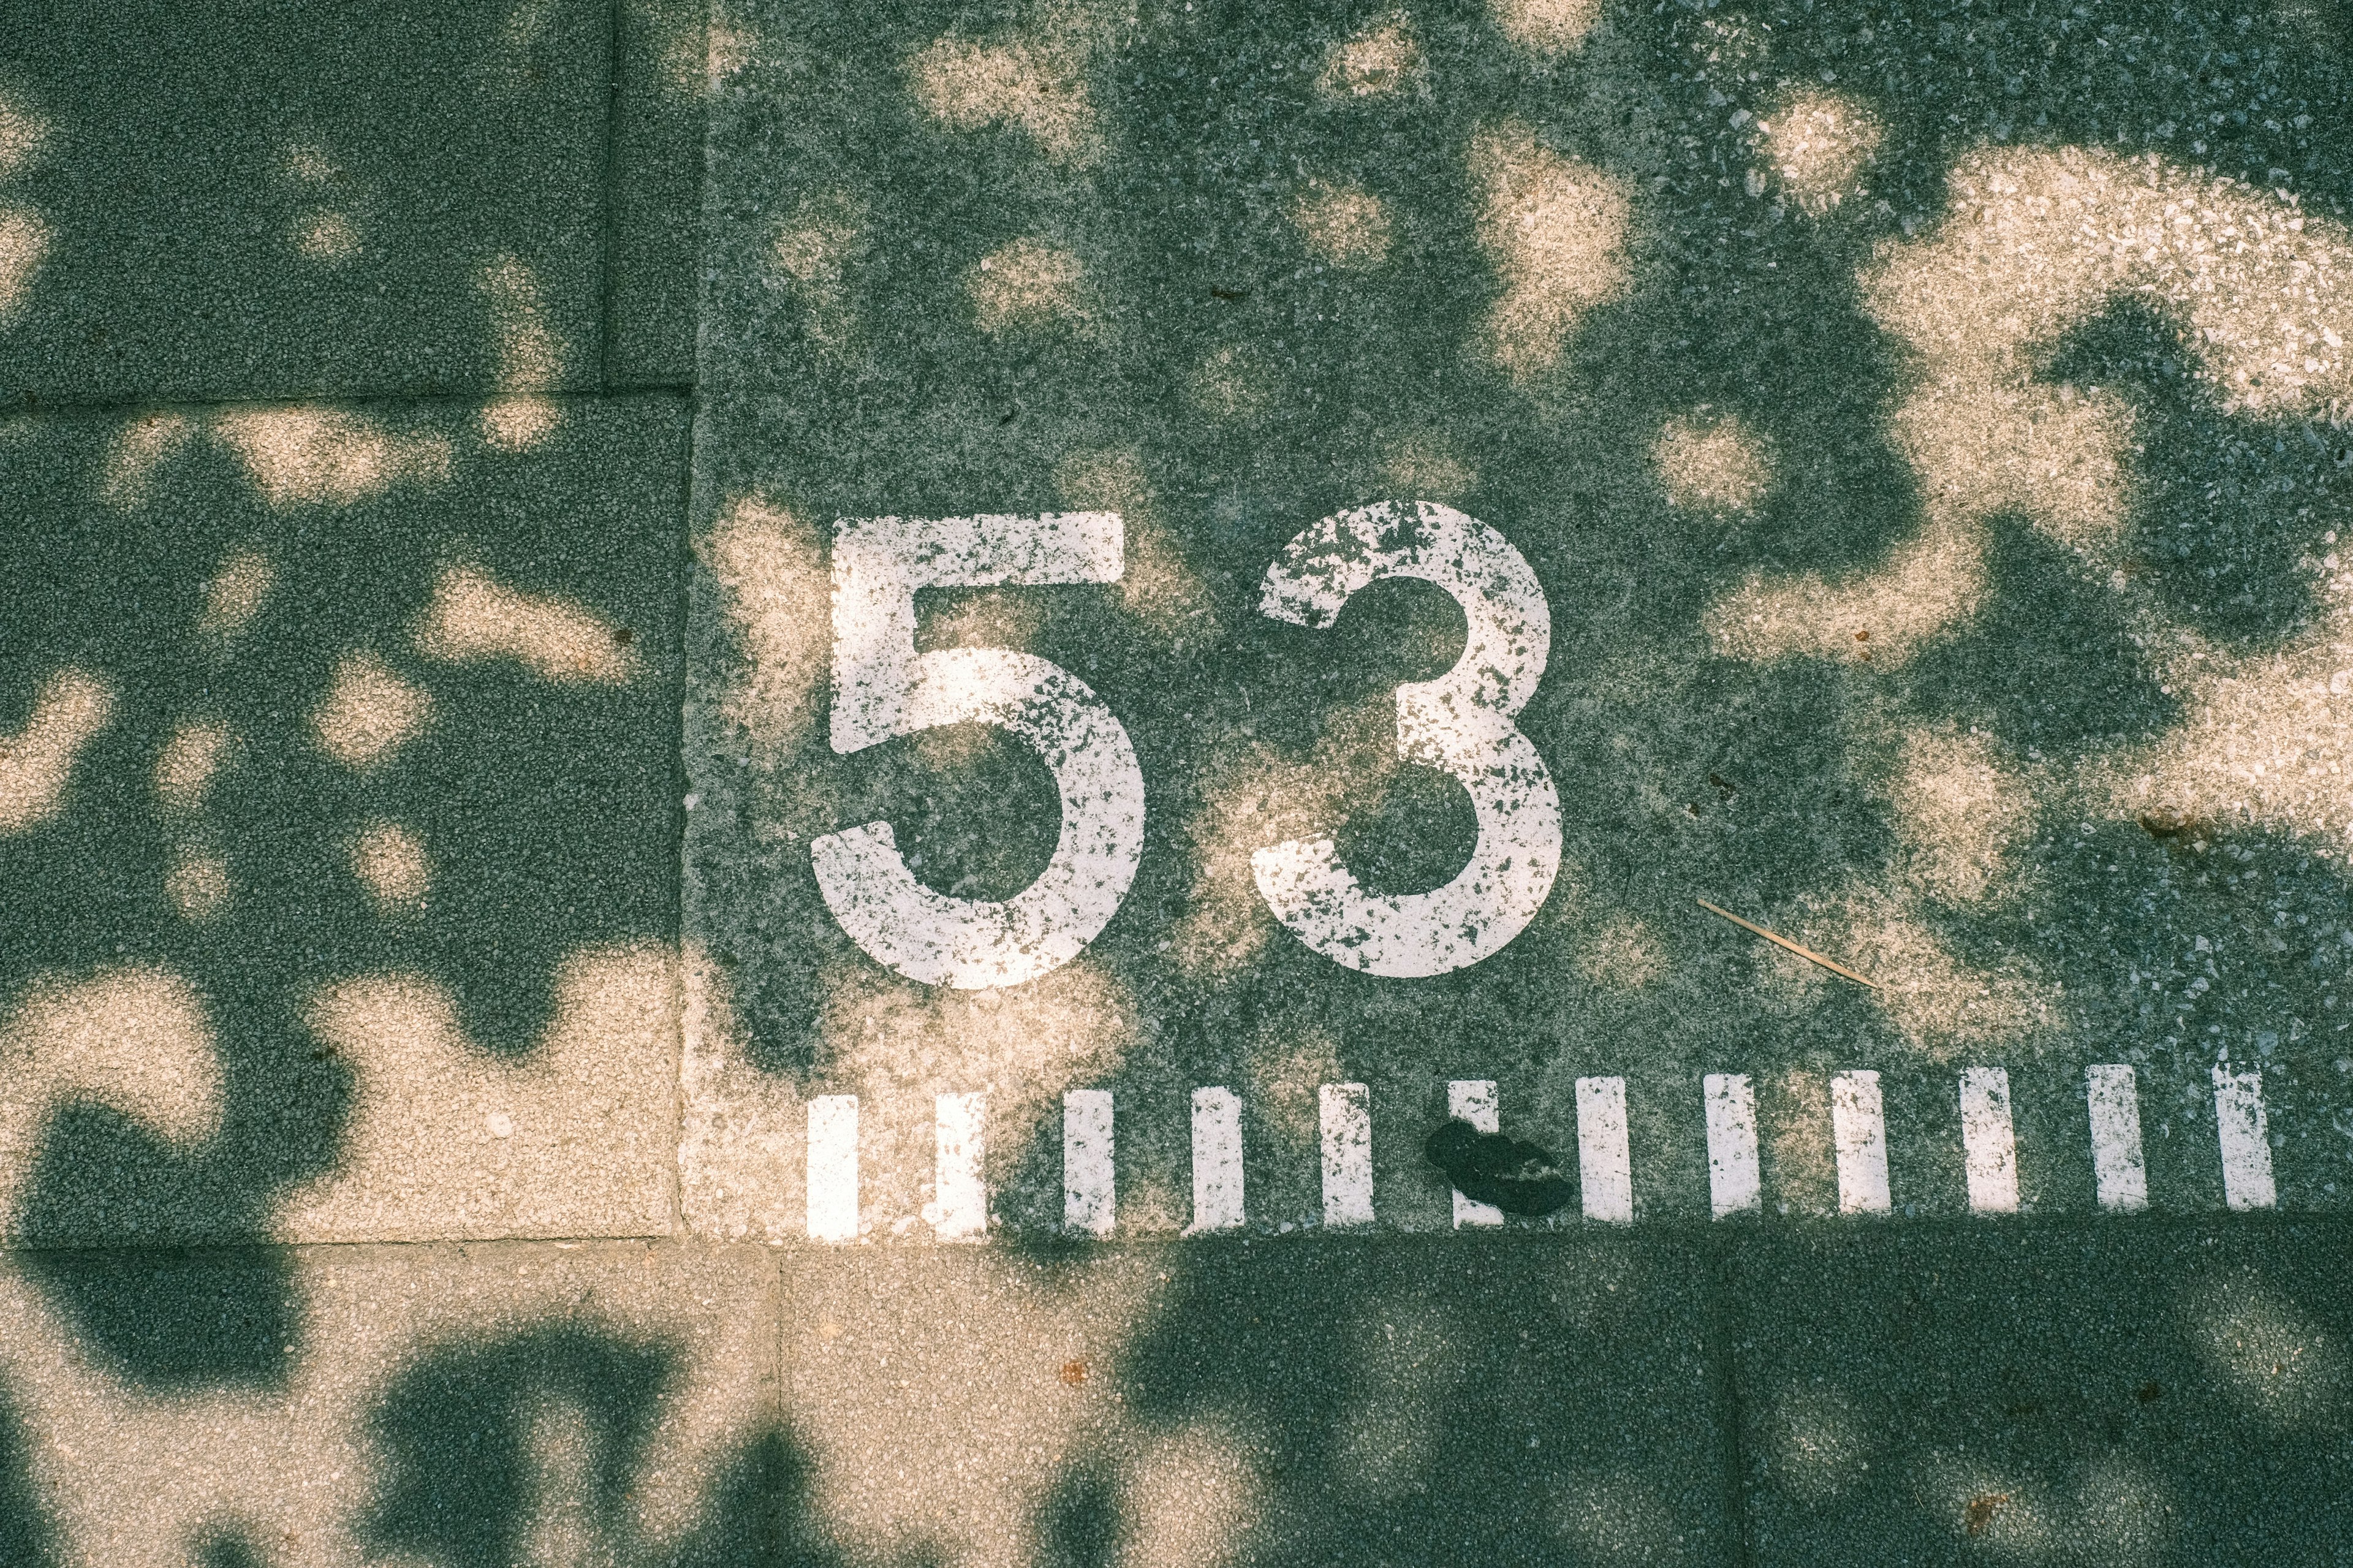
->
[1448,1080,1503,1229]
[805,1094,859,1243]
[2213,1066,2277,1211]
[1831,1070,1892,1214]
[933,1091,987,1241]
[1063,1089,1115,1238]
[1959,1067,2019,1214]
[1703,1074,1762,1218]
[1187,1086,1245,1234]
[1576,1076,1634,1223]
[2085,1064,2148,1213]
[1320,1082,1374,1229]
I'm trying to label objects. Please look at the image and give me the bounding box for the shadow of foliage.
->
[1729,1218,2353,1561]
[1904,512,2183,756]
[680,1428,841,1568]
[0,0,607,404]
[362,1325,674,1568]
[0,398,685,1369]
[1034,1460,1124,1568]
[688,0,2353,1232]
[14,1247,295,1390]
[1110,1235,1733,1566]
[0,1373,61,1568]
[2044,297,2344,651]
[358,1322,847,1568]
[195,1531,269,1568]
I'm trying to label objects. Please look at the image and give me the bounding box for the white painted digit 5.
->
[1252,501,1563,977]
[812,512,1146,990]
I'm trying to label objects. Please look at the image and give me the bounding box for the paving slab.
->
[0,0,608,406]
[1727,1216,2353,1564]
[685,0,2353,1244]
[0,393,689,1244]
[776,1235,1733,1567]
[0,1241,779,1567]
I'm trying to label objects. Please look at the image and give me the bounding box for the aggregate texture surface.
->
[0,393,691,1244]
[1731,1218,2353,1562]
[685,0,2353,1241]
[2,0,2353,1562]
[0,0,618,405]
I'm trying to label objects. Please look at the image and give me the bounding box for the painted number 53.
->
[812,502,1563,990]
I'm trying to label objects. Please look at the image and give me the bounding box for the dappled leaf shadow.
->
[357,1323,839,1568]
[1110,1237,1733,1566]
[678,1428,828,1568]
[195,1531,270,1568]
[1685,0,2352,211]
[0,1373,61,1568]
[1730,1219,2353,1559]
[0,397,685,1368]
[363,1326,675,1568]
[1904,513,2181,756]
[1034,1460,1123,1568]
[14,1247,295,1391]
[2044,296,2343,651]
[0,0,605,404]
[690,0,2353,1249]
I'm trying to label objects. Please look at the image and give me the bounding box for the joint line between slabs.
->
[661,385,702,1238]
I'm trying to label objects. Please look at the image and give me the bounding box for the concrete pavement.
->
[4,0,2353,1559]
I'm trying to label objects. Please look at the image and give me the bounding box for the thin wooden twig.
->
[1696,898,1879,989]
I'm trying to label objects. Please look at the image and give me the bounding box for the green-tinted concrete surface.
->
[610,0,711,385]
[0,394,688,1244]
[0,0,608,404]
[1730,1218,2353,1563]
[778,1237,1732,1566]
[6,0,2353,1558]
[0,1242,778,1565]
[686,0,2353,1238]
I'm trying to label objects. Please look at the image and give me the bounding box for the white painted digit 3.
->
[1252,501,1563,977]
[812,512,1146,990]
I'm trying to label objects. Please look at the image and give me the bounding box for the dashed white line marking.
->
[1448,1079,1503,1229]
[1187,1086,1245,1234]
[2085,1064,2147,1213]
[1575,1076,1633,1224]
[932,1091,987,1241]
[1063,1089,1115,1238]
[2212,1066,2277,1211]
[1959,1067,2018,1214]
[1831,1070,1892,1215]
[1704,1074,1761,1219]
[804,1064,2284,1244]
[1320,1081,1374,1229]
[806,1094,859,1243]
